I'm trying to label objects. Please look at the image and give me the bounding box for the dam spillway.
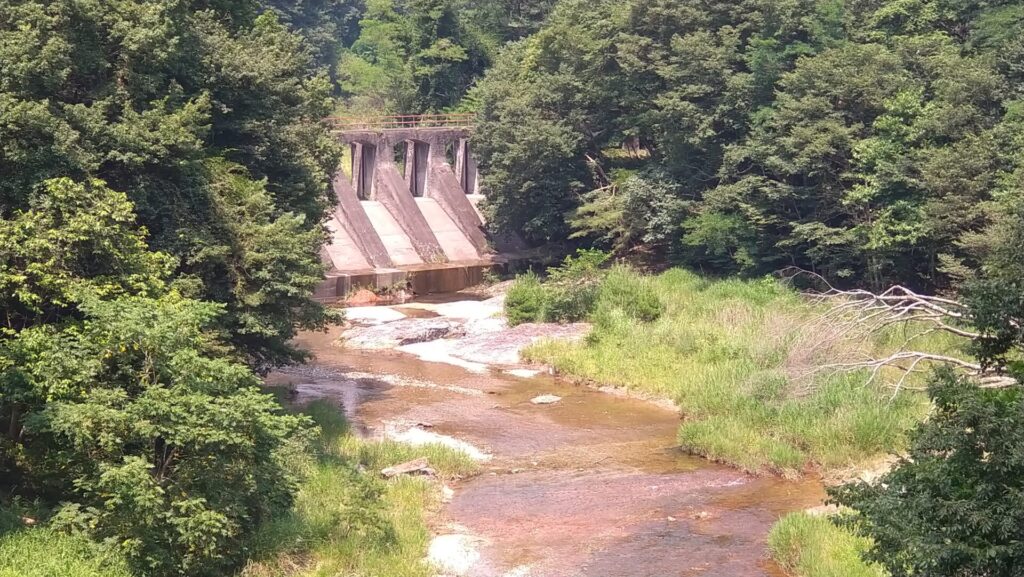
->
[316,115,520,300]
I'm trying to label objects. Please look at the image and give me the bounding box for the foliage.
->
[504,250,611,326]
[240,400,479,577]
[768,512,886,577]
[472,0,622,243]
[0,135,321,577]
[474,0,1024,292]
[259,0,365,80]
[1,293,310,576]
[0,524,133,577]
[526,268,936,475]
[830,371,1024,577]
[0,179,173,333]
[504,272,548,326]
[337,0,493,113]
[0,0,339,369]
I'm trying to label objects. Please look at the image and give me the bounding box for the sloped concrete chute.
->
[316,116,511,300]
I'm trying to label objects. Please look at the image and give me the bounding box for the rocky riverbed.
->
[273,291,824,577]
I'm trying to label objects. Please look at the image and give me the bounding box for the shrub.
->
[2,295,311,577]
[505,272,548,326]
[0,526,133,577]
[830,370,1024,577]
[505,250,613,326]
[597,267,665,323]
[543,278,603,324]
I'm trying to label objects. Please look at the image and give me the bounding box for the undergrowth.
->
[768,513,887,577]
[0,517,133,577]
[523,267,954,476]
[240,400,478,577]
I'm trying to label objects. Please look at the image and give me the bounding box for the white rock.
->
[344,306,407,325]
[397,340,490,374]
[384,423,493,462]
[428,534,483,576]
[343,319,465,349]
[530,395,562,405]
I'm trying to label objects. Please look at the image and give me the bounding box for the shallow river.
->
[277,323,824,577]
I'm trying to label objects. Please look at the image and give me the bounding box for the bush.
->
[2,295,311,577]
[504,251,614,326]
[830,370,1024,577]
[0,526,133,577]
[505,272,548,326]
[596,267,665,323]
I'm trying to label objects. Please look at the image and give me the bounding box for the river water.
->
[276,322,824,577]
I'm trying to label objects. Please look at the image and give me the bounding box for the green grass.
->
[525,267,951,476]
[768,513,886,577]
[239,400,479,577]
[0,523,132,577]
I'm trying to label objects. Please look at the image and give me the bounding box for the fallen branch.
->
[780,268,1017,393]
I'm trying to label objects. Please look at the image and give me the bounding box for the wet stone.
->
[530,395,562,405]
[342,318,466,349]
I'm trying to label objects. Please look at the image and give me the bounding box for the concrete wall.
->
[368,139,447,263]
[324,127,492,281]
[332,173,393,268]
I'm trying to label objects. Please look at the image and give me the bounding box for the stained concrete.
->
[322,215,372,271]
[333,173,393,268]
[320,126,523,300]
[416,198,480,262]
[361,201,424,267]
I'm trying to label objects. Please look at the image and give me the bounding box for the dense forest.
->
[472,0,1024,292]
[3,0,1024,576]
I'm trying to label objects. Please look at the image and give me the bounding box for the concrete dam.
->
[316,114,519,300]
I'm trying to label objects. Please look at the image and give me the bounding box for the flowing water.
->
[276,323,824,577]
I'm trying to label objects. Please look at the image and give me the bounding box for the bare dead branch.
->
[778,268,1016,393]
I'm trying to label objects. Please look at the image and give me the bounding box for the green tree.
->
[0,0,339,370]
[830,372,1024,577]
[337,0,492,113]
[0,179,309,576]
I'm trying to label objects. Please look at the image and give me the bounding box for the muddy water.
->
[279,326,824,577]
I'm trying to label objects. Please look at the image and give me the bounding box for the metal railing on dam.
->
[325,113,474,132]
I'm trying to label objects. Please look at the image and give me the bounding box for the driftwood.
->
[780,268,1017,395]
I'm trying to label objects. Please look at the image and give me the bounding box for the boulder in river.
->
[381,457,436,479]
[342,318,466,349]
[450,322,591,367]
[530,395,562,405]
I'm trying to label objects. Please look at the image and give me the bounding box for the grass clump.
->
[0,515,133,577]
[240,401,479,577]
[768,513,886,577]
[504,250,612,325]
[525,268,940,476]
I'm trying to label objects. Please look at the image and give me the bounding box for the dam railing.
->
[326,113,474,132]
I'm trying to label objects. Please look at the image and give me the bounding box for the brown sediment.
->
[275,320,823,577]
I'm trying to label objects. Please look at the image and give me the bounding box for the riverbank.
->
[285,281,828,576]
[144,264,941,577]
[239,399,479,577]
[522,267,942,478]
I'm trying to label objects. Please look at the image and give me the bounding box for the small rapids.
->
[272,297,823,577]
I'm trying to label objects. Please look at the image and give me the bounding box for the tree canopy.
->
[1,2,335,573]
[472,0,1024,291]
